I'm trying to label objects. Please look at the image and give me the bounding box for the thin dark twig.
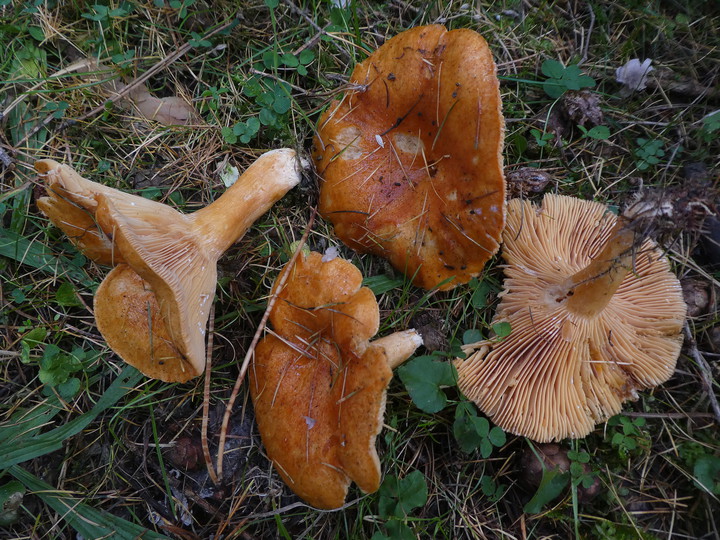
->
[684,321,720,425]
[202,303,219,485]
[15,113,57,149]
[281,0,351,62]
[380,94,424,136]
[578,3,595,65]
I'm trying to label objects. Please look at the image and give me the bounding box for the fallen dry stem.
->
[202,304,219,485]
[216,207,318,481]
[683,322,720,426]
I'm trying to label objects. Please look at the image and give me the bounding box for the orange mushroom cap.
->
[36,150,303,382]
[455,195,687,442]
[36,161,124,266]
[249,251,422,509]
[94,264,186,381]
[312,25,505,290]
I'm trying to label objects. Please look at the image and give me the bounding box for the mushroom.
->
[36,149,303,382]
[312,24,505,290]
[455,194,687,442]
[36,164,124,266]
[249,251,423,509]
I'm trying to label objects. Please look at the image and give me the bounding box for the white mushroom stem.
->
[370,329,424,369]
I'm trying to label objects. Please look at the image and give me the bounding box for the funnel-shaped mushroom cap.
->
[249,251,422,509]
[455,195,686,442]
[95,264,191,381]
[36,149,303,382]
[312,25,505,290]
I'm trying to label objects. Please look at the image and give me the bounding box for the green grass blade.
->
[363,274,405,295]
[0,393,63,444]
[0,226,88,282]
[0,366,143,469]
[8,465,170,539]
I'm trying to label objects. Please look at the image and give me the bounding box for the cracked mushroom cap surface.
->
[455,194,687,442]
[36,150,302,382]
[312,25,505,290]
[249,251,421,509]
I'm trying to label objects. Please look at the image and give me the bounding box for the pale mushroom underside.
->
[37,150,303,382]
[456,195,686,442]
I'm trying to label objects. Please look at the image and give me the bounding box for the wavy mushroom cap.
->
[250,251,422,509]
[313,25,505,290]
[92,192,218,381]
[36,158,211,380]
[36,150,302,382]
[36,159,129,266]
[455,195,687,442]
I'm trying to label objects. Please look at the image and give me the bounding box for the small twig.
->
[241,495,364,518]
[292,25,329,56]
[15,111,59,149]
[202,304,219,486]
[1,58,98,119]
[249,68,308,95]
[281,0,351,62]
[281,0,324,34]
[578,3,595,66]
[684,322,720,425]
[216,207,318,481]
[59,18,235,129]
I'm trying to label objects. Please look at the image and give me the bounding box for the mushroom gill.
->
[36,149,304,381]
[455,194,686,442]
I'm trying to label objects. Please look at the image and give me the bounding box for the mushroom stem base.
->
[371,330,424,370]
[561,219,635,318]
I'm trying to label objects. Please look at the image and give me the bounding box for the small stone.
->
[519,443,569,491]
[519,443,600,503]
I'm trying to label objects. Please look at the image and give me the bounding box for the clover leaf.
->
[398,355,457,413]
[453,400,506,457]
[694,455,720,494]
[378,470,428,519]
[541,59,595,98]
[38,344,82,388]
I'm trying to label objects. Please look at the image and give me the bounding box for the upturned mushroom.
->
[455,194,687,442]
[312,25,505,290]
[249,251,423,509]
[36,149,303,382]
